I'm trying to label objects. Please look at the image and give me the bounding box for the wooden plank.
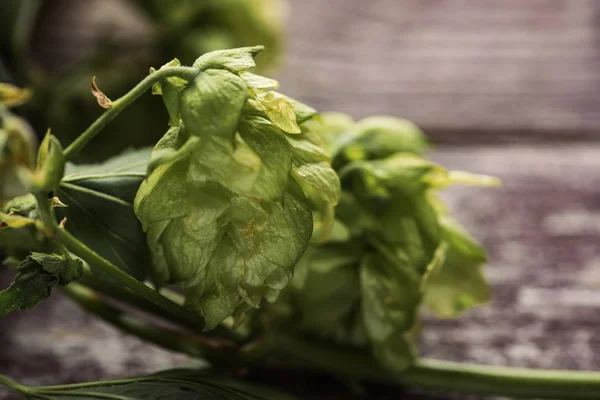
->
[277,0,600,143]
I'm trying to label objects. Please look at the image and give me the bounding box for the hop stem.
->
[63,66,198,161]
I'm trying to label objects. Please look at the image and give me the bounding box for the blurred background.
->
[2,0,600,399]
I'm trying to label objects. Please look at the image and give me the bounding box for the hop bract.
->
[134,47,340,330]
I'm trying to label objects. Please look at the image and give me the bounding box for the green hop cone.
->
[135,47,340,330]
[281,112,498,373]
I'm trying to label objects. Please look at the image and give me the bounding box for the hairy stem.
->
[63,66,198,161]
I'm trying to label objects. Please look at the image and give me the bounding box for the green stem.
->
[62,66,198,161]
[0,374,29,395]
[61,283,265,368]
[79,268,246,344]
[33,192,204,331]
[55,226,205,332]
[405,359,600,400]
[269,334,600,399]
[60,283,217,360]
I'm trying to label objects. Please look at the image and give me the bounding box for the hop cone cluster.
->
[134,47,340,330]
[281,113,499,371]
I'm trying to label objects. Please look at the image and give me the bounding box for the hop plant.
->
[277,113,499,372]
[134,47,340,330]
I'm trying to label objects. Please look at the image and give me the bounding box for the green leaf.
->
[180,69,248,139]
[29,252,83,285]
[0,257,56,319]
[2,368,295,400]
[360,253,419,372]
[193,45,264,73]
[423,217,490,317]
[55,148,152,280]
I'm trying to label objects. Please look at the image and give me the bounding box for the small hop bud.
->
[0,109,37,201]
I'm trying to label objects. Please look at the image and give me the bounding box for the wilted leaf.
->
[0,257,56,319]
[90,76,112,109]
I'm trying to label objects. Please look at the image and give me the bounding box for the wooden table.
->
[2,1,600,399]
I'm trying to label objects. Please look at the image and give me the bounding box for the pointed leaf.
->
[56,148,152,280]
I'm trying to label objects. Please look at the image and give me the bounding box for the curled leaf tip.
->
[59,217,67,229]
[90,76,112,109]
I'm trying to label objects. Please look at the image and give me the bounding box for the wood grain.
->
[277,0,600,143]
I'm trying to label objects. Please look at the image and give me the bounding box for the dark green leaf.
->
[5,368,295,400]
[55,148,152,280]
[0,257,56,319]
